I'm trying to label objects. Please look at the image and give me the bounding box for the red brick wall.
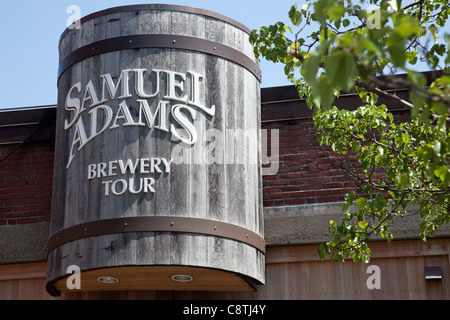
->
[262,118,355,207]
[261,111,411,207]
[0,110,410,225]
[0,141,54,225]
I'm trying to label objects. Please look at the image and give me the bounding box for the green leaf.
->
[388,43,406,67]
[316,76,334,108]
[341,202,350,215]
[396,16,421,37]
[396,173,409,189]
[434,165,449,184]
[345,190,356,205]
[325,51,357,91]
[358,221,369,229]
[328,3,345,22]
[313,0,334,23]
[433,102,448,116]
[432,140,442,155]
[301,54,321,86]
[249,30,258,44]
[317,244,326,260]
[356,197,367,210]
[289,4,302,26]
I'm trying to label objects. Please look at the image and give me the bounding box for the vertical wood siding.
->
[48,6,264,293]
[2,239,449,299]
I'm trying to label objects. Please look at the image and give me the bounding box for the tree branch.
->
[403,0,426,11]
[354,80,415,111]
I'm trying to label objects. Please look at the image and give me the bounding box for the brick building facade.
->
[1,82,449,300]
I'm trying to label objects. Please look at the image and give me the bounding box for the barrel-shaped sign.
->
[46,4,264,295]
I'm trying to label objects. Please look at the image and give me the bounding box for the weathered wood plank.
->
[48,4,264,295]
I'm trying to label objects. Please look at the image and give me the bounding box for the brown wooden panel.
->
[53,265,254,293]
[1,239,449,299]
[48,5,264,296]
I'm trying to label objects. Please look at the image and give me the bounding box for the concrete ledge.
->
[264,203,450,246]
[1,204,449,264]
[0,222,49,264]
[264,203,343,246]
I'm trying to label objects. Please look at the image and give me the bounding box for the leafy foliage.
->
[250,0,450,262]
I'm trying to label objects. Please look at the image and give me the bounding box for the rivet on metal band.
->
[57,34,262,82]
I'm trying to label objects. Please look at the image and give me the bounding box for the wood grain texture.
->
[53,265,255,293]
[3,239,450,299]
[48,6,263,295]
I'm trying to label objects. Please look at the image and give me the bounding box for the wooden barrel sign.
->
[46,4,264,295]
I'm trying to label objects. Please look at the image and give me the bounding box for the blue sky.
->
[0,1,297,109]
